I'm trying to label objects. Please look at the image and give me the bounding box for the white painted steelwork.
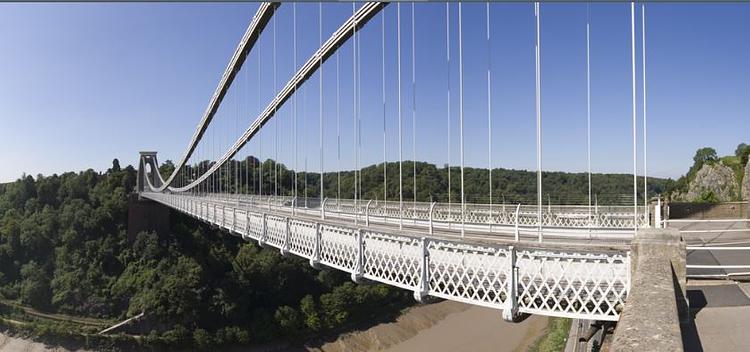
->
[151,2,278,192]
[674,219,750,279]
[142,192,630,321]
[149,192,647,238]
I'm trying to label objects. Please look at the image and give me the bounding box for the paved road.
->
[670,220,750,278]
[686,282,750,351]
[192,194,632,250]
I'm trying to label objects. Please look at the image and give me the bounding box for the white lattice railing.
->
[175,194,645,242]
[141,192,630,321]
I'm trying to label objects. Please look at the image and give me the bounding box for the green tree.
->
[274,305,303,333]
[193,328,213,349]
[693,147,718,168]
[20,261,51,310]
[159,160,175,178]
[736,143,750,167]
[698,190,720,203]
[111,158,121,173]
[299,294,322,331]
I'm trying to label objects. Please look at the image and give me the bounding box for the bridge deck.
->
[141,192,630,321]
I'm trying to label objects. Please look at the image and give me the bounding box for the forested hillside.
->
[0,160,409,349]
[177,158,673,206]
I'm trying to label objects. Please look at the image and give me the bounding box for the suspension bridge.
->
[133,2,725,348]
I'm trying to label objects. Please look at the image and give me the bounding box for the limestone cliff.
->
[674,162,739,202]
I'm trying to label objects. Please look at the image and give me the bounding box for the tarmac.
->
[684,281,750,351]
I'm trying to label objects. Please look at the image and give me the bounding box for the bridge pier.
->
[127,193,170,242]
[612,228,687,351]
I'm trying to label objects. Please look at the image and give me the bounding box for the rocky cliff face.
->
[743,160,750,201]
[675,162,739,202]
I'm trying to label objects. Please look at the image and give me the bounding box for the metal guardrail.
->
[669,218,750,279]
[141,192,630,321]
[169,193,646,241]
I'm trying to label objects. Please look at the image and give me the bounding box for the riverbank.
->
[0,300,552,352]
[0,331,92,352]
[307,300,548,352]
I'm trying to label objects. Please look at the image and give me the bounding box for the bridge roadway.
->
[167,193,638,247]
[668,220,750,279]
[140,191,630,322]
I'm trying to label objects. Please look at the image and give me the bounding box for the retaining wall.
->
[612,228,686,352]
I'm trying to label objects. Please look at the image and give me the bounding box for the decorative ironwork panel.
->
[362,232,421,290]
[319,224,358,272]
[234,209,247,234]
[427,239,510,309]
[245,212,264,241]
[289,219,316,258]
[516,249,629,321]
[265,215,286,249]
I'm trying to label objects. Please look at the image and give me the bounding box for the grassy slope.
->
[528,317,572,352]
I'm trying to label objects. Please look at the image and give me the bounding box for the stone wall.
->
[612,229,686,352]
[668,201,748,220]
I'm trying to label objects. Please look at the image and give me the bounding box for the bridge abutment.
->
[612,228,687,351]
[127,193,170,242]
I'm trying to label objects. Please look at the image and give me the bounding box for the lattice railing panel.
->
[319,224,358,272]
[427,239,510,309]
[234,209,247,234]
[363,232,421,290]
[516,250,629,320]
[265,215,286,248]
[217,206,226,226]
[289,219,316,257]
[246,212,264,241]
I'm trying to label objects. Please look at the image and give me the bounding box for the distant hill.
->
[178,158,673,206]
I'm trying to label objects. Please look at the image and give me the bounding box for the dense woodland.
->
[0,160,411,348]
[0,158,672,348]
[174,158,672,206]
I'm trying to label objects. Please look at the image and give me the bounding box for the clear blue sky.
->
[1,2,748,183]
